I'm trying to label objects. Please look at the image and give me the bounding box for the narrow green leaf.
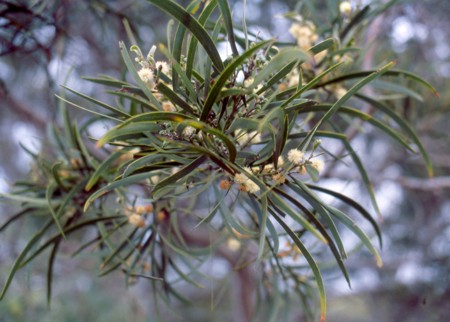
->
[0,209,30,232]
[122,152,162,178]
[0,219,54,300]
[371,80,424,101]
[106,90,159,112]
[309,38,335,55]
[249,194,269,261]
[268,191,327,244]
[340,5,371,40]
[356,93,433,177]
[342,138,381,218]
[319,69,438,97]
[274,114,289,168]
[275,187,351,288]
[82,75,129,88]
[186,0,218,79]
[156,82,195,114]
[100,228,140,269]
[47,242,60,305]
[84,173,152,211]
[307,183,382,248]
[73,122,98,170]
[45,181,66,239]
[158,44,197,99]
[182,119,237,162]
[194,186,228,229]
[58,74,77,150]
[62,85,131,118]
[96,111,194,147]
[0,193,52,206]
[302,61,396,151]
[147,0,224,71]
[288,180,347,260]
[281,62,344,108]
[201,40,272,121]
[256,60,298,95]
[85,149,125,191]
[289,130,382,219]
[153,156,206,197]
[96,122,161,147]
[118,111,195,128]
[218,0,239,56]
[20,216,125,269]
[55,95,123,122]
[299,104,415,152]
[249,47,309,92]
[271,212,327,322]
[119,41,163,110]
[327,206,383,268]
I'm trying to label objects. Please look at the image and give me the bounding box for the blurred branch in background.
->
[0,0,449,321]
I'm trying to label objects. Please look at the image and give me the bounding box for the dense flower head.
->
[138,67,155,86]
[340,1,353,15]
[289,21,318,51]
[288,148,305,165]
[234,167,260,193]
[155,60,170,74]
[182,126,196,138]
[311,158,325,172]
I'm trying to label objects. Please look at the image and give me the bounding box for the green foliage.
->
[0,0,435,320]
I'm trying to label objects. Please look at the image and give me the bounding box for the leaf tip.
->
[375,254,383,268]
[95,140,104,148]
[83,202,91,213]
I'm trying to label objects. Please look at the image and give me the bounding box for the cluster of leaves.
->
[0,0,436,320]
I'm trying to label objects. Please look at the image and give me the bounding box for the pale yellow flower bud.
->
[226,238,241,252]
[219,179,231,190]
[162,101,176,112]
[129,214,145,227]
[340,1,352,15]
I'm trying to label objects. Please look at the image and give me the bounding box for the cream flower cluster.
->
[133,45,170,89]
[287,148,325,175]
[138,68,155,87]
[126,204,153,228]
[288,148,305,165]
[340,1,353,16]
[155,61,170,74]
[182,126,196,138]
[289,21,318,51]
[311,158,325,172]
[234,167,260,193]
[236,130,262,146]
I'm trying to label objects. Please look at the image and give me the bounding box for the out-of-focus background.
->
[1,0,449,321]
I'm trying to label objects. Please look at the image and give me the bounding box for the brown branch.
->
[397,176,450,191]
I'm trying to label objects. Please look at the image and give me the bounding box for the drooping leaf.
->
[147,0,224,71]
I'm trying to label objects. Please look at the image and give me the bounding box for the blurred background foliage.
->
[0,0,449,321]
